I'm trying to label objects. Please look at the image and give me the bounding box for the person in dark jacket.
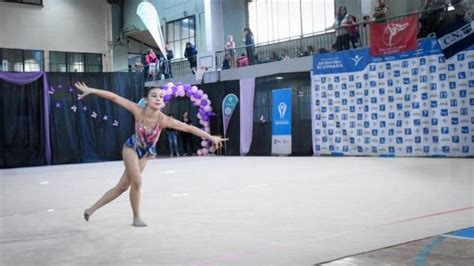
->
[184,42,198,74]
[243,27,255,65]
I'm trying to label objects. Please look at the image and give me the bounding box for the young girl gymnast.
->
[74,82,226,227]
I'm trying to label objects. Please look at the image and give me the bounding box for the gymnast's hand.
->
[74,82,95,100]
[208,135,228,150]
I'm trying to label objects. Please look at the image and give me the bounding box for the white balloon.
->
[191,86,198,92]
[201,94,208,100]
[202,148,209,155]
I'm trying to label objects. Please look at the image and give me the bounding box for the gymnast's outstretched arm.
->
[74,82,141,118]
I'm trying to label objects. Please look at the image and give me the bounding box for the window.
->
[49,51,102,72]
[248,0,335,44]
[0,48,43,72]
[166,16,196,60]
[4,0,43,6]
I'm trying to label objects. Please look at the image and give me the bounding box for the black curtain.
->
[48,72,144,164]
[248,72,312,156]
[0,79,46,168]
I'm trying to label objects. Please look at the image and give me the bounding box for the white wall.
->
[0,0,112,71]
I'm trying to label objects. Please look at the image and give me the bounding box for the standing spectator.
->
[166,113,180,157]
[346,15,360,49]
[373,0,389,21]
[243,27,255,65]
[163,44,174,78]
[184,42,198,74]
[144,49,158,80]
[236,53,249,67]
[334,6,351,51]
[225,35,236,68]
[181,111,195,156]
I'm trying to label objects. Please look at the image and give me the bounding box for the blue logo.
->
[389,129,395,136]
[350,137,355,143]
[379,88,385,95]
[394,70,400,77]
[422,110,429,117]
[404,111,410,118]
[452,136,459,143]
[429,66,436,73]
[357,98,363,104]
[321,107,327,113]
[415,137,421,143]
[364,121,370,128]
[405,128,412,135]
[335,137,341,143]
[396,137,403,144]
[431,118,438,125]
[405,95,411,101]
[358,146,363,152]
[350,122,356,128]
[335,91,340,98]
[414,119,420,126]
[350,91,355,97]
[422,93,428,100]
[334,76,340,82]
[449,82,456,89]
[372,147,378,153]
[440,109,448,116]
[411,68,418,75]
[370,65,376,71]
[328,114,334,120]
[378,72,384,79]
[357,114,363,120]
[370,81,377,87]
[442,146,450,153]
[452,117,459,125]
[371,97,377,103]
[406,146,413,153]
[441,127,449,134]
[423,127,429,135]
[420,76,427,82]
[386,63,391,69]
[388,79,393,86]
[322,137,327,143]
[389,96,394,102]
[403,78,411,84]
[397,120,403,127]
[356,82,362,88]
[364,137,370,144]
[380,137,386,144]
[364,90,369,96]
[439,56,446,63]
[458,72,466,79]
[371,113,378,120]
[342,99,347,105]
[389,112,395,119]
[402,61,409,67]
[396,87,402,94]
[433,136,439,143]
[364,74,369,80]
[462,127,469,134]
[461,108,468,115]
[315,129,321,134]
[462,146,470,153]
[328,129,334,135]
[420,58,426,65]
[430,84,437,90]
[457,53,465,61]
[372,129,378,136]
[349,75,354,81]
[397,103,403,110]
[469,80,474,88]
[328,84,333,90]
[380,104,386,111]
[440,91,447,98]
[448,64,455,71]
[389,146,395,153]
[423,146,430,153]
[380,121,386,127]
[315,145,321,151]
[460,90,467,97]
[439,74,447,81]
[469,62,474,69]
[341,84,347,90]
[450,99,457,107]
[321,77,326,83]
[431,101,438,108]
[350,106,356,112]
[470,99,474,106]
[322,122,327,128]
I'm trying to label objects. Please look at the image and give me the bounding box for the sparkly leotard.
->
[124,120,162,158]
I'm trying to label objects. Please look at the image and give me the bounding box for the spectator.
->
[318,47,329,53]
[243,27,255,65]
[144,49,158,80]
[225,35,236,68]
[222,54,231,70]
[269,51,280,62]
[236,53,249,67]
[166,113,180,157]
[281,49,290,61]
[296,47,305,57]
[163,44,173,78]
[184,42,198,74]
[373,0,389,21]
[180,111,195,156]
[303,45,315,56]
[134,58,144,72]
[334,6,351,51]
[346,15,360,49]
[418,0,445,38]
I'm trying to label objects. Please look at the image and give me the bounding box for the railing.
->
[3,0,43,6]
[151,4,468,82]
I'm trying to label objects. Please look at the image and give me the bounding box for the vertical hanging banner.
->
[222,93,239,137]
[272,88,292,155]
[370,15,418,56]
[136,2,167,59]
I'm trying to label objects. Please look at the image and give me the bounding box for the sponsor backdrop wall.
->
[311,38,474,157]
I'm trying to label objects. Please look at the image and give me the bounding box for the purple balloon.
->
[172,86,177,93]
[200,99,208,106]
[193,93,202,99]
[185,90,193,97]
[184,84,191,91]
[164,95,172,102]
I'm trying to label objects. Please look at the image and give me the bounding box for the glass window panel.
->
[2,49,23,72]
[302,0,314,35]
[166,16,196,60]
[182,18,189,39]
[167,23,174,41]
[174,22,181,43]
[67,52,84,72]
[277,0,290,41]
[23,50,43,71]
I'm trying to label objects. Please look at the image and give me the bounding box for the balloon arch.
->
[161,82,216,156]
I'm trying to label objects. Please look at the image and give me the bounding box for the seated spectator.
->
[296,47,305,57]
[222,54,231,70]
[303,45,315,56]
[269,51,280,62]
[318,48,329,53]
[236,53,249,67]
[280,49,290,61]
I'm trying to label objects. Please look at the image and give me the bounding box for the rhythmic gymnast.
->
[74,82,226,227]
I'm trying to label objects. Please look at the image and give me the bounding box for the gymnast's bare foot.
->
[132,218,147,227]
[83,209,92,222]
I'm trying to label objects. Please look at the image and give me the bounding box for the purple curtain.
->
[239,78,255,156]
[0,72,51,164]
